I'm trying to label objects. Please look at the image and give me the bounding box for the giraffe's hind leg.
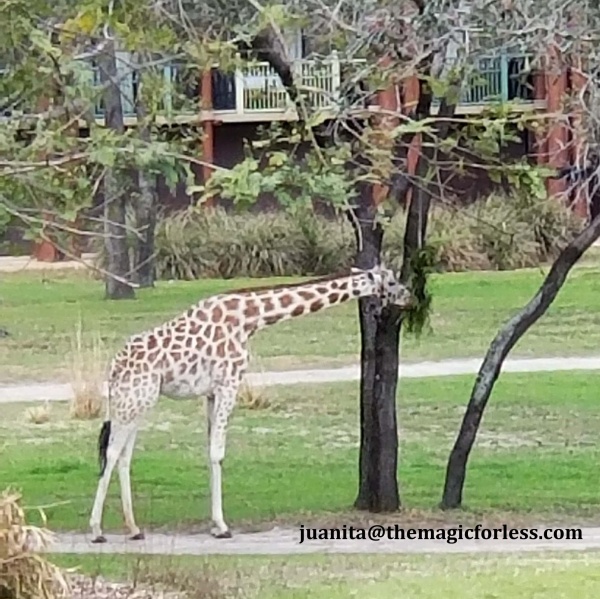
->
[89,421,135,543]
[118,427,144,540]
[89,376,160,543]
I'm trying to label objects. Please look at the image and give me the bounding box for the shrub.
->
[149,190,585,280]
[154,206,355,280]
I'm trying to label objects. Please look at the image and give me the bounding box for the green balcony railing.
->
[0,51,537,121]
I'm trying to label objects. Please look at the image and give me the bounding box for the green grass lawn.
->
[3,371,600,534]
[1,262,600,383]
[50,551,600,598]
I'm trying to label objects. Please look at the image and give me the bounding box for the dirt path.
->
[46,527,600,555]
[3,355,600,404]
[0,253,97,272]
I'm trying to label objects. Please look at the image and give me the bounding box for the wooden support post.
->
[372,56,400,206]
[201,68,215,208]
[31,95,62,262]
[545,45,568,199]
[570,56,590,219]
[531,63,547,166]
[402,75,421,207]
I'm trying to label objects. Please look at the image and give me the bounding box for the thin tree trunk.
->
[353,182,401,511]
[132,55,157,288]
[98,37,135,300]
[441,213,600,509]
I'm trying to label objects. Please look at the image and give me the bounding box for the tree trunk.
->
[132,167,156,288]
[353,182,401,511]
[132,55,157,288]
[352,70,451,513]
[98,37,135,300]
[441,213,600,509]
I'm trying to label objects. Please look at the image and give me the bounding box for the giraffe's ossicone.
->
[89,264,414,542]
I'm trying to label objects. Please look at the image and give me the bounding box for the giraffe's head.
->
[351,264,415,309]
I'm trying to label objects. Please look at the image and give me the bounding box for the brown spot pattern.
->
[264,314,283,325]
[298,290,316,301]
[310,299,325,312]
[291,305,305,317]
[223,298,240,311]
[212,305,223,323]
[244,301,260,318]
[279,294,294,308]
[224,315,240,327]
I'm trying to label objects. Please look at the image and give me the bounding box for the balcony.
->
[97,51,543,124]
[1,51,544,126]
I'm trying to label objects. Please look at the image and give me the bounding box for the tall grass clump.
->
[67,319,107,420]
[0,490,69,599]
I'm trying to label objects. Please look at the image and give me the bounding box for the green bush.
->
[150,190,584,280]
[154,206,355,280]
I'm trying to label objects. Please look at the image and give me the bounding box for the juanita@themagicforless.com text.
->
[297,524,583,544]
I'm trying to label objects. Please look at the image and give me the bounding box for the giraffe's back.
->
[108,299,249,401]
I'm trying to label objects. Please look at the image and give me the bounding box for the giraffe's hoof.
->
[91,535,107,544]
[211,527,232,539]
[130,532,145,541]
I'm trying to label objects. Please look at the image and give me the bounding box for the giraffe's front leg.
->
[208,386,236,538]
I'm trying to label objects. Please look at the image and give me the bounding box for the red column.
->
[531,65,547,165]
[569,57,589,218]
[545,46,568,199]
[201,69,215,208]
[402,75,421,206]
[32,94,61,261]
[372,57,400,206]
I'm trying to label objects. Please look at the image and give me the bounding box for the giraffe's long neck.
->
[242,272,377,334]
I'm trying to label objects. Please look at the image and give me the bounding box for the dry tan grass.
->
[0,489,70,599]
[24,403,51,425]
[67,319,107,421]
[237,381,271,410]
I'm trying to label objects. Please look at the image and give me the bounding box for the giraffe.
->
[88,263,414,543]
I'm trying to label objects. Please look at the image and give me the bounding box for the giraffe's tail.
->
[98,420,111,477]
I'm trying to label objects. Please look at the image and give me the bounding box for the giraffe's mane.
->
[222,269,357,295]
